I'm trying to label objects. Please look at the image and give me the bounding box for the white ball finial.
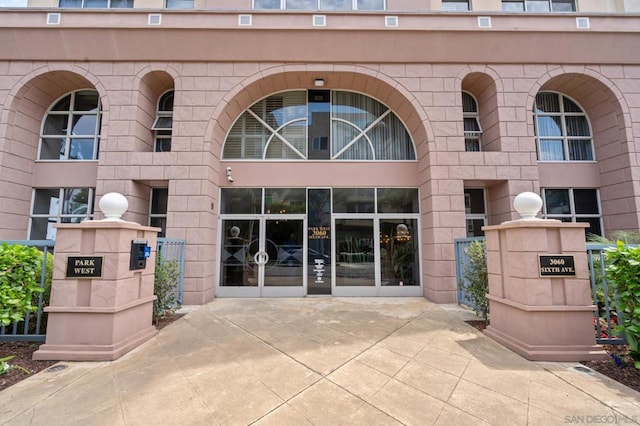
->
[513,192,543,220]
[99,192,128,221]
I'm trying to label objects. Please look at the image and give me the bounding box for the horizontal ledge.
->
[487,294,596,312]
[45,295,156,314]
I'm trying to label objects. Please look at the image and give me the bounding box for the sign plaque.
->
[66,256,104,278]
[538,255,576,277]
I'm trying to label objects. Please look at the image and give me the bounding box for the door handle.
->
[253,251,269,265]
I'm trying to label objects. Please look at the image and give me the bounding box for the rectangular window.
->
[377,188,419,214]
[442,0,469,11]
[320,0,350,10]
[59,0,132,7]
[333,188,375,214]
[252,0,385,10]
[166,0,193,8]
[464,188,486,237]
[253,0,280,8]
[543,188,602,237]
[30,188,94,240]
[149,188,168,237]
[502,0,575,12]
[220,188,262,214]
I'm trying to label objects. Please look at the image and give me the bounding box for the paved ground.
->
[1,298,639,425]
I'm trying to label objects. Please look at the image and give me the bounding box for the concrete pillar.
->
[483,192,607,361]
[34,193,159,361]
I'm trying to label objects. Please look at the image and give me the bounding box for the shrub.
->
[604,241,640,369]
[0,243,46,326]
[153,257,181,323]
[460,240,489,322]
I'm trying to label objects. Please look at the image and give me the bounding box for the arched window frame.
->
[38,89,102,161]
[223,89,416,161]
[152,90,174,152]
[462,91,482,152]
[533,91,594,162]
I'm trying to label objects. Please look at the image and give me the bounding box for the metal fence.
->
[586,243,626,345]
[156,238,186,305]
[454,237,486,309]
[0,240,54,342]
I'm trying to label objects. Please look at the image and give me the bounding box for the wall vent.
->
[576,17,590,29]
[477,16,491,28]
[238,14,252,26]
[148,14,162,26]
[313,15,326,27]
[385,16,398,27]
[47,13,60,25]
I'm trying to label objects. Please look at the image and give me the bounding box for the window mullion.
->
[558,93,570,160]
[568,188,576,221]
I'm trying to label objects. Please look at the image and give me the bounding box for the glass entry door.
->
[262,217,305,296]
[218,217,305,297]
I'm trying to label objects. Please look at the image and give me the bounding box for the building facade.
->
[1,0,640,304]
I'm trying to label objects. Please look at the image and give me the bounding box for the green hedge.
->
[0,243,46,327]
[605,241,640,369]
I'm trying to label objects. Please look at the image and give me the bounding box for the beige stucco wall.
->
[0,11,639,304]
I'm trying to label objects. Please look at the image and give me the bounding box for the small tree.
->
[0,243,45,326]
[153,257,181,323]
[604,241,640,369]
[460,240,489,322]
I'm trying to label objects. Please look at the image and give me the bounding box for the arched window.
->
[534,92,593,161]
[152,90,174,152]
[462,91,482,152]
[223,90,415,161]
[39,90,102,161]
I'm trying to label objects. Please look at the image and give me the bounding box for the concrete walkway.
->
[1,298,639,425]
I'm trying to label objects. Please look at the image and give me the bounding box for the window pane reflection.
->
[377,188,419,213]
[335,219,374,287]
[380,219,418,286]
[221,188,262,214]
[333,188,374,213]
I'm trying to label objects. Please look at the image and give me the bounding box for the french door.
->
[218,216,306,297]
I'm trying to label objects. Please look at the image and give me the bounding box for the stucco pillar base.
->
[34,297,158,361]
[484,295,607,361]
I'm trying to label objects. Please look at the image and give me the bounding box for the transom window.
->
[542,188,602,237]
[462,92,482,152]
[223,90,415,161]
[253,0,384,10]
[152,90,174,152]
[534,92,593,162]
[29,188,94,240]
[39,90,102,161]
[442,0,469,11]
[59,0,132,8]
[502,0,575,12]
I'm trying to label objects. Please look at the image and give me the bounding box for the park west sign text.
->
[66,256,104,278]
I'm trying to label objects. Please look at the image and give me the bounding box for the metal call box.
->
[130,239,150,270]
